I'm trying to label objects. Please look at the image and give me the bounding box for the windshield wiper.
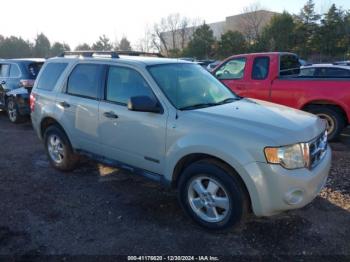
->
[216,97,241,105]
[179,97,241,110]
[179,103,218,110]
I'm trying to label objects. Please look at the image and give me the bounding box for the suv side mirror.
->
[127,96,162,113]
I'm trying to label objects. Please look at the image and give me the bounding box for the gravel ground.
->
[0,111,349,260]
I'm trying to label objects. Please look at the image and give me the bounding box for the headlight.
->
[264,143,309,169]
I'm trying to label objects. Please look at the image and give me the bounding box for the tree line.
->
[0,33,132,59]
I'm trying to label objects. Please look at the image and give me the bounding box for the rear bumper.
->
[243,146,331,217]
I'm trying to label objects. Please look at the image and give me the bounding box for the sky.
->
[2,0,349,49]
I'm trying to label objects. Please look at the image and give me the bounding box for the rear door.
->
[98,65,167,174]
[55,63,105,154]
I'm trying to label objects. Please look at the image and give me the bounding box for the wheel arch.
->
[40,117,71,142]
[301,100,348,124]
[171,153,252,211]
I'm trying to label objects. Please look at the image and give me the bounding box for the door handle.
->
[103,111,119,119]
[58,101,70,108]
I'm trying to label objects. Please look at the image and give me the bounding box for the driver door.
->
[214,57,248,97]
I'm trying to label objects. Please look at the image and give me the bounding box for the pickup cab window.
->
[215,58,246,80]
[279,55,300,76]
[252,57,269,80]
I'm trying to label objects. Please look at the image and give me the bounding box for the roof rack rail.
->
[117,51,164,57]
[58,51,119,58]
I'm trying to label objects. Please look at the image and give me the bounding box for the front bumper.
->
[243,146,331,217]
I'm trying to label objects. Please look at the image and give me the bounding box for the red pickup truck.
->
[213,52,350,140]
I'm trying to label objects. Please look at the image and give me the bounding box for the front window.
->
[106,66,156,105]
[215,58,246,80]
[148,63,238,110]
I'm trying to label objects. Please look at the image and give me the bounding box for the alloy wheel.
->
[7,100,17,122]
[47,135,65,164]
[187,176,230,223]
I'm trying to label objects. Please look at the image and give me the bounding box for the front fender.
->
[164,134,263,211]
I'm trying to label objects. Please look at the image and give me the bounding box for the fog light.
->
[284,189,304,205]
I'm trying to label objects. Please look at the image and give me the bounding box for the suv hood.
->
[187,98,325,145]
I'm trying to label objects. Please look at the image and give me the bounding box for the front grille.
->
[308,130,328,169]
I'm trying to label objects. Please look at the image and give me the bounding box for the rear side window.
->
[9,64,21,77]
[299,67,316,77]
[280,55,300,76]
[215,58,246,80]
[106,66,155,105]
[36,63,68,91]
[316,67,350,77]
[67,64,103,99]
[0,64,10,77]
[252,57,269,80]
[28,63,44,78]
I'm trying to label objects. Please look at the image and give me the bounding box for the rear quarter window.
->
[36,63,68,91]
[280,55,301,76]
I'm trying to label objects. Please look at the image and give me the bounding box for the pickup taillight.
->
[19,79,35,88]
[30,93,36,112]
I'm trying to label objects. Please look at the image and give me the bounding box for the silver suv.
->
[31,51,331,230]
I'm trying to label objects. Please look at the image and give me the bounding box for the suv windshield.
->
[148,63,238,110]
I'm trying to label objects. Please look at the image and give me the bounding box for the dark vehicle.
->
[0,59,44,123]
[300,64,350,78]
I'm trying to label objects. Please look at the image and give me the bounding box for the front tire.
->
[44,125,79,171]
[178,159,249,230]
[7,97,24,123]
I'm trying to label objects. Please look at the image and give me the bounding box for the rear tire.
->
[306,105,345,141]
[44,125,79,171]
[7,97,24,124]
[178,159,249,230]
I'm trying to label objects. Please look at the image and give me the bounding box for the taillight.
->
[19,79,35,88]
[30,93,36,112]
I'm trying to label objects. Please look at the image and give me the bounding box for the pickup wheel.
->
[6,97,24,124]
[44,125,79,172]
[306,105,345,141]
[178,159,248,230]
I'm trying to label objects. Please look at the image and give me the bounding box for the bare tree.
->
[179,17,189,49]
[152,19,169,55]
[151,14,201,56]
[137,27,155,52]
[240,3,266,43]
[167,13,181,50]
